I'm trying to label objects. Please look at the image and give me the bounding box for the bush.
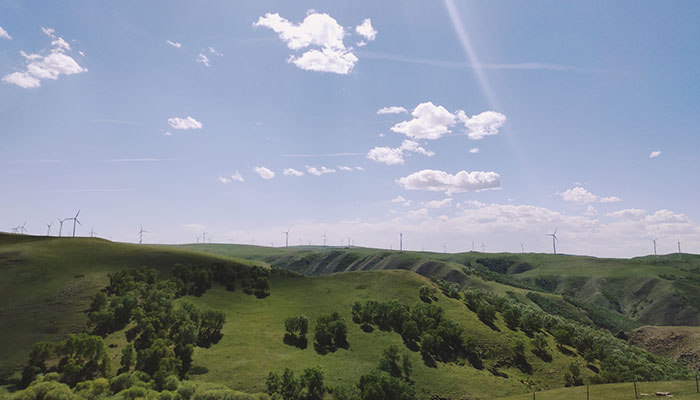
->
[314,313,348,354]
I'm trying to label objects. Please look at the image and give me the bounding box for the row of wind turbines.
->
[12,210,83,238]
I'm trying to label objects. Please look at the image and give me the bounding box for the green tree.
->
[300,366,325,400]
[120,343,136,372]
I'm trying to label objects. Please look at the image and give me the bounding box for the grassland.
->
[0,233,261,381]
[177,244,700,326]
[496,380,700,400]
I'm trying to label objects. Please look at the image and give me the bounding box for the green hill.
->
[176,244,700,327]
[1,235,694,399]
[0,233,262,382]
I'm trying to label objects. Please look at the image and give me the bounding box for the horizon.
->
[2,1,699,258]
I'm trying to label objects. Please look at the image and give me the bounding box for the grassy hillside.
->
[180,270,590,399]
[0,233,262,381]
[177,244,700,327]
[496,380,700,400]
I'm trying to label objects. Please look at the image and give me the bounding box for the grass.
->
[0,233,261,380]
[495,380,700,400]
[178,270,597,399]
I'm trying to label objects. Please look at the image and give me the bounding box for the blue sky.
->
[1,0,699,257]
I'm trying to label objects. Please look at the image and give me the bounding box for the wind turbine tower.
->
[399,232,403,251]
[546,228,559,254]
[69,210,81,237]
[89,227,96,238]
[58,218,66,237]
[521,243,524,253]
[322,232,327,247]
[282,227,290,247]
[46,221,53,236]
[138,225,147,244]
[652,238,658,257]
[18,221,27,234]
[678,239,682,260]
[202,231,207,243]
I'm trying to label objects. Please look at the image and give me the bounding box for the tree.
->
[531,332,549,357]
[300,366,325,400]
[284,315,309,348]
[502,306,521,330]
[419,286,437,303]
[120,343,136,372]
[378,345,412,382]
[314,312,348,354]
[358,370,415,400]
[564,362,584,386]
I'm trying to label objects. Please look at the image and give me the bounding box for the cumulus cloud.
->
[408,208,429,219]
[0,26,11,40]
[464,111,507,140]
[254,11,369,74]
[607,208,646,220]
[3,28,86,88]
[166,40,182,48]
[167,116,202,130]
[559,186,622,204]
[424,198,453,208]
[337,166,353,171]
[197,53,210,67]
[208,46,223,56]
[306,165,336,176]
[585,205,599,216]
[397,169,501,194]
[283,168,304,176]
[367,140,434,165]
[355,18,377,42]
[391,102,457,140]
[254,166,275,179]
[649,151,661,158]
[377,106,407,115]
[469,148,480,154]
[218,176,232,184]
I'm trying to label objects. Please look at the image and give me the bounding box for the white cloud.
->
[391,195,411,206]
[355,166,364,171]
[469,147,480,154]
[283,168,304,176]
[306,165,336,176]
[425,198,453,209]
[464,111,507,140]
[41,27,55,37]
[0,26,11,40]
[585,205,599,216]
[2,29,86,88]
[397,169,501,194]
[197,53,210,67]
[559,186,622,204]
[166,40,182,48]
[167,116,202,130]
[377,106,407,115]
[254,166,275,179]
[356,40,367,47]
[600,196,621,203]
[219,176,232,184]
[408,208,429,219]
[607,208,646,220]
[391,102,457,140]
[355,18,377,41]
[231,171,244,182]
[254,11,365,75]
[367,139,435,165]
[2,72,41,88]
[208,46,223,56]
[649,151,661,158]
[337,166,353,171]
[164,131,173,136]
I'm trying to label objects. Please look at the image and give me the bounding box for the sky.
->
[1,0,699,257]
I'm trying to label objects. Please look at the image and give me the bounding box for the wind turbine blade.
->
[554,228,558,235]
[76,219,81,225]
[75,210,80,218]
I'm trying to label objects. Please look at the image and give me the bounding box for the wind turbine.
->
[46,221,53,236]
[282,227,290,247]
[138,225,147,244]
[299,238,303,246]
[89,227,96,238]
[546,228,559,254]
[202,231,207,244]
[17,221,27,234]
[521,242,525,253]
[69,210,81,237]
[322,232,327,247]
[481,242,485,252]
[651,238,658,257]
[443,243,447,254]
[399,232,403,251]
[678,239,682,260]
[196,235,201,243]
[57,218,66,237]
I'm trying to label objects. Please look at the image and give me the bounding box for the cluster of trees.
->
[419,285,438,303]
[461,287,691,383]
[351,300,478,367]
[266,366,325,400]
[174,263,271,299]
[20,333,111,388]
[21,266,233,393]
[284,315,309,349]
[314,313,348,354]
